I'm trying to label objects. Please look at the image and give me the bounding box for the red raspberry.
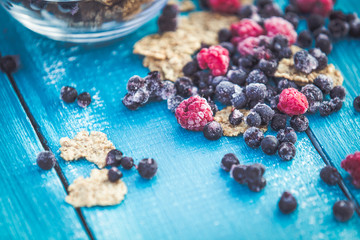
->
[296,0,334,16]
[237,36,272,59]
[277,88,309,116]
[197,45,229,76]
[264,17,297,45]
[341,152,360,188]
[209,0,241,14]
[230,19,264,43]
[175,96,214,131]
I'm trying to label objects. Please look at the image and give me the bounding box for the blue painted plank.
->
[0,74,88,239]
[1,2,360,239]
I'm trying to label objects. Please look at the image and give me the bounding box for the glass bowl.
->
[1,0,167,43]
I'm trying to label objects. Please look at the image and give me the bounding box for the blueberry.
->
[277,78,299,91]
[269,95,279,110]
[261,135,279,155]
[77,92,91,108]
[231,91,248,109]
[167,95,184,112]
[320,166,341,185]
[207,99,218,115]
[220,42,235,55]
[245,163,265,182]
[258,59,277,76]
[290,115,309,132]
[247,99,264,109]
[245,83,267,101]
[127,75,146,93]
[230,164,247,184]
[203,121,223,140]
[221,153,240,172]
[297,30,312,48]
[307,14,325,32]
[229,109,244,126]
[278,142,296,161]
[161,4,179,18]
[330,97,343,112]
[227,69,247,86]
[333,200,354,222]
[259,3,282,18]
[0,55,20,73]
[248,177,266,192]
[244,127,264,149]
[238,55,258,71]
[246,111,262,127]
[246,69,268,84]
[210,76,228,87]
[237,5,257,19]
[106,149,123,167]
[270,35,288,52]
[278,47,292,60]
[36,151,56,170]
[315,34,333,55]
[121,156,134,170]
[265,85,278,102]
[216,81,241,105]
[329,19,350,38]
[301,84,323,106]
[123,93,140,110]
[252,103,275,125]
[278,191,297,214]
[330,86,346,100]
[175,77,194,98]
[131,89,150,105]
[329,10,347,21]
[277,127,297,144]
[145,71,162,97]
[319,101,334,116]
[284,4,299,14]
[284,12,299,29]
[313,27,331,38]
[308,48,328,70]
[314,74,333,94]
[294,50,318,74]
[158,80,176,100]
[108,167,123,182]
[271,113,287,131]
[137,158,158,179]
[353,96,360,112]
[218,28,232,43]
[158,15,177,33]
[349,20,360,38]
[60,86,78,103]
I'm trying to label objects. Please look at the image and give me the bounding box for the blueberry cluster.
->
[60,86,92,108]
[221,153,266,192]
[105,149,158,180]
[158,4,179,34]
[0,53,20,74]
[123,71,176,110]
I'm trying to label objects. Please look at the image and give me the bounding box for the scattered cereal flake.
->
[60,131,115,168]
[133,11,237,81]
[66,169,127,208]
[168,0,196,12]
[274,45,344,86]
[214,106,267,137]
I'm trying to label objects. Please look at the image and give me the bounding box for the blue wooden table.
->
[0,0,360,239]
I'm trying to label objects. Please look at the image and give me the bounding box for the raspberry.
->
[295,0,334,16]
[230,19,264,43]
[209,0,241,14]
[264,17,297,45]
[175,96,214,131]
[197,45,230,76]
[277,88,309,116]
[237,36,272,59]
[341,152,360,188]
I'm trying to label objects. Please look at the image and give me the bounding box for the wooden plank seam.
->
[5,73,95,240]
[306,128,360,216]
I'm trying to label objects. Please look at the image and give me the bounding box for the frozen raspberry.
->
[277,88,309,116]
[341,152,360,188]
[264,17,297,45]
[209,0,241,14]
[237,36,272,59]
[197,46,229,76]
[295,0,334,16]
[230,19,263,43]
[175,96,214,131]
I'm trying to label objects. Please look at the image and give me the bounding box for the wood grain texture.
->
[1,0,360,238]
[0,74,88,240]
